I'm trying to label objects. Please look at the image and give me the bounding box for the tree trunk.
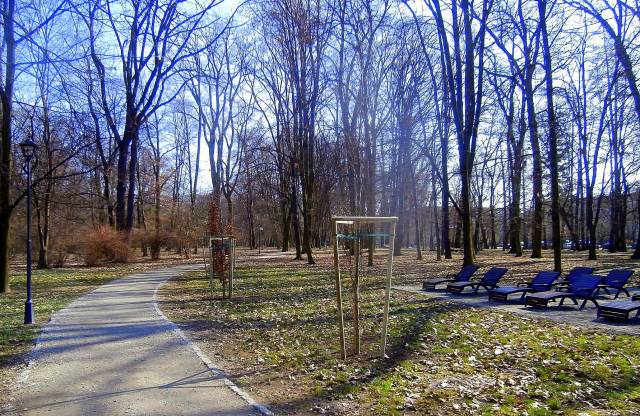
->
[454,214,462,248]
[431,165,441,260]
[226,196,233,229]
[151,163,161,260]
[115,140,129,231]
[0,213,10,293]
[0,0,17,293]
[36,201,49,269]
[459,159,475,265]
[126,131,139,233]
[632,191,640,258]
[586,189,597,260]
[508,100,525,256]
[412,169,422,260]
[291,171,302,260]
[525,81,543,258]
[539,0,562,272]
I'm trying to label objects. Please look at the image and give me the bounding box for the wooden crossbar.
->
[332,216,399,224]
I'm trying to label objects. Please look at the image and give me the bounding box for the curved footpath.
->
[4,265,269,416]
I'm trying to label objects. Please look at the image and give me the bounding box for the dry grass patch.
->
[160,248,640,415]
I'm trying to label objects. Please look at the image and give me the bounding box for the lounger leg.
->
[559,297,565,306]
[622,288,630,298]
[580,298,598,310]
[603,287,611,295]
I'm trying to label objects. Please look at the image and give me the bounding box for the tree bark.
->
[0,0,16,293]
[538,0,562,272]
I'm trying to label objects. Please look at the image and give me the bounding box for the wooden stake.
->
[381,222,396,358]
[209,238,215,298]
[353,222,361,355]
[333,219,347,360]
[229,238,235,299]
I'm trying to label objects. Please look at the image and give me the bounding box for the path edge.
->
[152,268,274,416]
[4,286,86,412]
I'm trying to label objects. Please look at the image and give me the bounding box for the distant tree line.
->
[1,0,640,292]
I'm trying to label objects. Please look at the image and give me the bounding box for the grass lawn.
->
[160,249,640,415]
[0,255,196,407]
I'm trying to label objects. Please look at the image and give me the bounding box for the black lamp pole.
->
[20,138,37,325]
[258,224,263,254]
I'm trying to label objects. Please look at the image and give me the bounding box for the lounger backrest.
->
[529,271,560,291]
[603,269,634,288]
[481,267,508,286]
[566,267,595,283]
[569,274,602,297]
[455,264,479,282]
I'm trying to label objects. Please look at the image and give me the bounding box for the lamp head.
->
[19,138,37,160]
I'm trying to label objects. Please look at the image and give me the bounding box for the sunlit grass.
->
[163,262,640,415]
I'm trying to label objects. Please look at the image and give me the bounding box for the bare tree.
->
[78,0,221,233]
[0,0,66,292]
[422,0,492,266]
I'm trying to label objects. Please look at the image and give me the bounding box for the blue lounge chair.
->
[525,274,602,310]
[594,269,635,299]
[553,266,595,290]
[446,267,508,295]
[422,264,479,291]
[488,271,560,302]
[597,300,640,322]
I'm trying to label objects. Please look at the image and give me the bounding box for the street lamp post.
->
[258,224,264,254]
[20,138,37,325]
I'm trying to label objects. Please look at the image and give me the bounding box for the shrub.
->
[131,229,172,259]
[48,233,82,268]
[83,226,130,266]
[50,240,71,267]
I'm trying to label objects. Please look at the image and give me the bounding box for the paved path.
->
[394,285,640,336]
[6,265,263,416]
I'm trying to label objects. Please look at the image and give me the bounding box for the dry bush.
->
[131,229,181,260]
[47,233,83,267]
[163,230,191,253]
[83,226,130,266]
[50,240,71,268]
